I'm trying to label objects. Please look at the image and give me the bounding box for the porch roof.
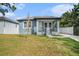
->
[17,16,61,21]
[34,16,61,19]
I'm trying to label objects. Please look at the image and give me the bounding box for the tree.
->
[60,11,72,27]
[60,3,79,27]
[71,3,79,26]
[0,3,16,16]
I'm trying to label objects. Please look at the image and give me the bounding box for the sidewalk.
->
[47,34,79,42]
[60,34,79,42]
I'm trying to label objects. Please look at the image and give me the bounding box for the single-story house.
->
[17,16,61,35]
[0,16,19,34]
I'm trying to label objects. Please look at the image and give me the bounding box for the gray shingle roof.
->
[17,16,61,21]
[0,16,19,24]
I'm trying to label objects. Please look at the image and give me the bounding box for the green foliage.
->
[58,37,79,55]
[0,3,16,16]
[60,11,72,27]
[60,3,79,27]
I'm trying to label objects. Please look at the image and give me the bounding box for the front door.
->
[44,22,52,35]
[44,23,47,35]
[49,22,51,34]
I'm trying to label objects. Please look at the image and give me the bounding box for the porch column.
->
[47,22,49,35]
[36,20,39,35]
[57,21,60,33]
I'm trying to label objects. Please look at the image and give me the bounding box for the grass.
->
[0,34,79,56]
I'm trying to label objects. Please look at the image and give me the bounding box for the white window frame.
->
[28,21,32,27]
[23,21,27,29]
[23,21,32,29]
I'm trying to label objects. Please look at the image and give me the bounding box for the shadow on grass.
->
[56,37,79,55]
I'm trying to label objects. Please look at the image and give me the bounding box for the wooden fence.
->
[60,27,73,35]
[74,26,79,36]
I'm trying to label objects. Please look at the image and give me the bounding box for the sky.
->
[0,3,74,20]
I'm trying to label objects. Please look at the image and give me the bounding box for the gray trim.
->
[17,16,61,21]
[0,17,19,24]
[17,19,33,21]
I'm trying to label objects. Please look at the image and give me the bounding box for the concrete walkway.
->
[60,34,79,42]
[47,34,79,42]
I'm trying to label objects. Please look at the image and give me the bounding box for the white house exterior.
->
[17,16,61,35]
[0,17,19,34]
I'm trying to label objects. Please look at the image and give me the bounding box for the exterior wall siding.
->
[19,21,25,34]
[3,21,19,34]
[0,21,4,34]
[19,21,33,34]
[36,20,44,35]
[18,19,60,35]
[32,20,37,34]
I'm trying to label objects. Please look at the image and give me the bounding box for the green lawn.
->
[0,35,79,56]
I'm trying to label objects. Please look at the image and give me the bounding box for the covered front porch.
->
[36,20,60,35]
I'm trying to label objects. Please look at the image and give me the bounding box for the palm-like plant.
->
[0,3,16,16]
[61,3,79,27]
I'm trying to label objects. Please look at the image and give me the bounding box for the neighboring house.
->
[0,17,19,34]
[17,16,61,35]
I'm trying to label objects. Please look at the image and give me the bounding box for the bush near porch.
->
[0,35,79,56]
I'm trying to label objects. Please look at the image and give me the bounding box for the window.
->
[24,22,27,28]
[28,21,31,27]
[24,21,32,28]
[38,21,43,32]
[53,21,57,32]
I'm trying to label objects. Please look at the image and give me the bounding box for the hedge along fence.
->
[59,27,74,35]
[74,26,79,36]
